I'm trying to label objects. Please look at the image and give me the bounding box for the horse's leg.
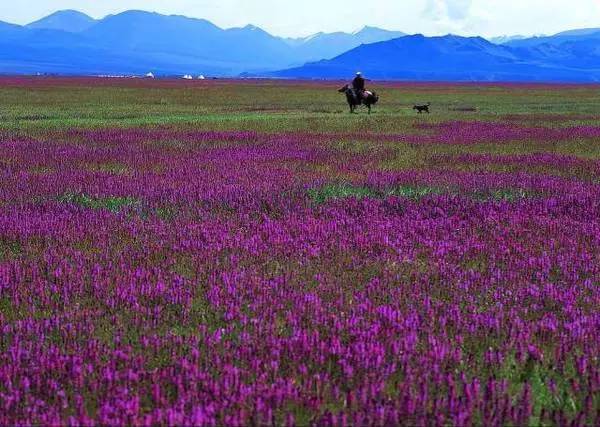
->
[368,104,371,114]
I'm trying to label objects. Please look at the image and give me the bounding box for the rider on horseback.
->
[338,73,379,114]
[352,72,366,101]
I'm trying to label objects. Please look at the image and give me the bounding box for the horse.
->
[338,84,379,114]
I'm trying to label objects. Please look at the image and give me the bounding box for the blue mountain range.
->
[1,10,600,81]
[274,34,600,82]
[0,10,406,76]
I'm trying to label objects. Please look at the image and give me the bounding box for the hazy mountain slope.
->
[26,10,96,33]
[506,30,600,48]
[81,11,296,71]
[287,26,406,61]
[555,28,600,37]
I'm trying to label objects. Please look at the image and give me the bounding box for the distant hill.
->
[0,11,301,75]
[286,26,406,62]
[0,22,172,76]
[555,28,600,37]
[500,29,600,73]
[273,34,600,82]
[506,29,600,48]
[27,10,96,33]
[79,11,296,72]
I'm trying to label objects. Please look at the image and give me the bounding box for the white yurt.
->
[182,74,193,80]
[197,75,205,80]
[145,72,155,79]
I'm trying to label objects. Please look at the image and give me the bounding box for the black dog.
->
[413,103,431,114]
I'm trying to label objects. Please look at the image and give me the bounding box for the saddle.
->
[352,88,371,100]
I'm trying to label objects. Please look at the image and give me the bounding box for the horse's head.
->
[338,84,350,93]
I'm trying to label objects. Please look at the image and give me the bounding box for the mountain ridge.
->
[272,34,600,82]
[284,26,406,61]
[26,10,96,33]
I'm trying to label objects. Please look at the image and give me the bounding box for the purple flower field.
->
[0,78,598,425]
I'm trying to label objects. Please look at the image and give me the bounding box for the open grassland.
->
[0,78,599,425]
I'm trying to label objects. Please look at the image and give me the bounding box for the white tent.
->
[182,74,193,80]
[197,75,205,80]
[145,72,155,79]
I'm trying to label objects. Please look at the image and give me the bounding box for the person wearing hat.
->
[352,72,366,101]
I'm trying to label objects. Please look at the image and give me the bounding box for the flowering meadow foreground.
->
[0,78,599,425]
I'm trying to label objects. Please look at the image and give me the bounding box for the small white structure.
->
[182,74,193,80]
[145,72,155,79]
[197,75,205,80]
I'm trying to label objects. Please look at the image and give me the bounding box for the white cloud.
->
[420,0,475,34]
[423,0,473,21]
[447,0,473,20]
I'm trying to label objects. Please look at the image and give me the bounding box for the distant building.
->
[197,75,205,80]
[182,74,193,80]
[145,72,155,79]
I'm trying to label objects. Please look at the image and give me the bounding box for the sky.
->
[2,0,600,38]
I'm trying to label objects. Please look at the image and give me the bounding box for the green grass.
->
[58,193,139,212]
[308,183,531,204]
[4,80,600,134]
[496,355,581,426]
[0,237,22,260]
[308,184,441,204]
[87,163,130,175]
[308,184,379,203]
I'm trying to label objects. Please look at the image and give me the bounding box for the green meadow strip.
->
[58,193,139,212]
[309,183,533,204]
